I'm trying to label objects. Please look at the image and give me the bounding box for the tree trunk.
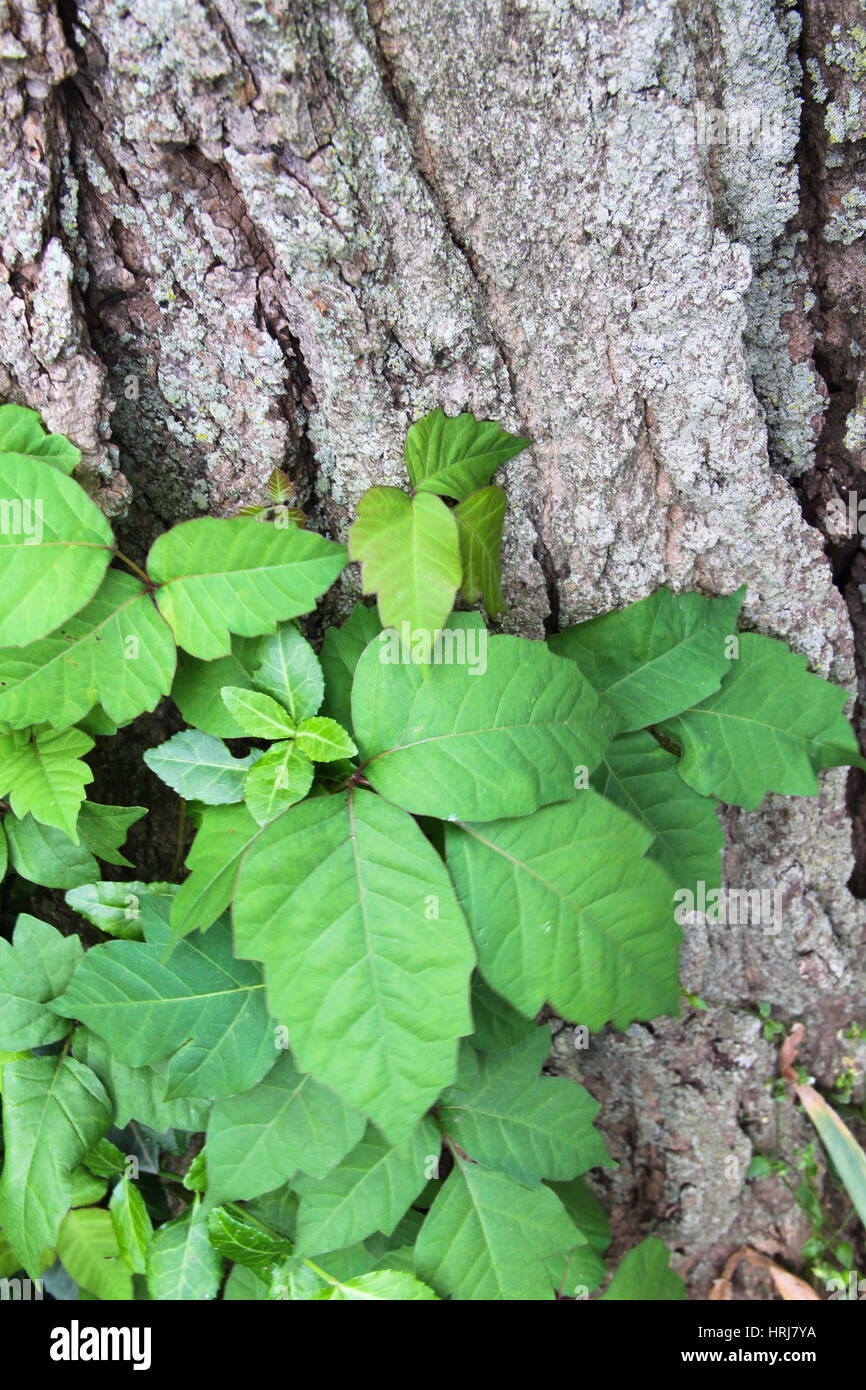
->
[2,0,864,1296]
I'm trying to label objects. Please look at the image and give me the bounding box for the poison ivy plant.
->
[348,407,529,647]
[0,403,859,1301]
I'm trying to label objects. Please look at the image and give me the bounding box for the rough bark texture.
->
[1,0,865,1297]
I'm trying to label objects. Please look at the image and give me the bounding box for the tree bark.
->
[2,0,865,1295]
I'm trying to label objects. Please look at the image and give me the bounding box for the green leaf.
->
[315,1269,438,1300]
[294,716,357,763]
[4,814,97,888]
[0,725,93,838]
[0,570,176,730]
[76,705,118,737]
[416,1158,580,1300]
[206,1206,292,1280]
[245,1185,300,1239]
[294,1118,440,1255]
[233,789,475,1144]
[268,468,293,504]
[602,1236,685,1300]
[445,792,680,1030]
[547,1238,607,1299]
[268,1244,378,1300]
[348,487,461,640]
[0,1054,112,1277]
[65,880,174,938]
[243,742,314,825]
[169,803,260,941]
[549,587,745,730]
[546,1177,611,1255]
[170,636,260,737]
[72,1028,211,1131]
[0,1229,22,1277]
[0,453,113,646]
[792,1082,866,1230]
[437,1032,609,1185]
[109,1176,153,1275]
[56,1207,133,1300]
[69,1166,109,1207]
[544,1178,611,1294]
[0,403,80,473]
[405,408,530,501]
[251,623,323,721]
[220,686,297,739]
[146,1205,222,1300]
[469,978,539,1053]
[0,914,83,1050]
[77,802,147,868]
[52,916,277,1100]
[454,485,507,617]
[147,516,347,660]
[591,730,724,893]
[320,602,381,729]
[661,632,866,809]
[224,1264,270,1299]
[184,1150,207,1194]
[144,729,261,805]
[205,1051,366,1210]
[83,1137,127,1178]
[353,633,620,821]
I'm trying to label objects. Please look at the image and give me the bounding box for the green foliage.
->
[446,794,681,1030]
[352,630,620,820]
[0,401,80,472]
[0,454,113,646]
[147,517,347,660]
[109,1176,153,1276]
[601,1236,685,1300]
[204,1051,366,1209]
[454,484,508,617]
[590,730,724,892]
[293,1119,439,1254]
[143,730,262,805]
[404,407,530,500]
[0,915,83,1049]
[550,586,745,729]
[57,1206,134,1300]
[0,1054,112,1276]
[233,789,475,1143]
[53,912,276,1100]
[416,1159,580,1300]
[0,570,177,730]
[146,1203,222,1300]
[661,632,866,808]
[0,725,94,838]
[349,486,462,639]
[349,408,528,641]
[435,1031,610,1184]
[0,403,860,1301]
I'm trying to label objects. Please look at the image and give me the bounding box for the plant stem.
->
[112,548,153,587]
